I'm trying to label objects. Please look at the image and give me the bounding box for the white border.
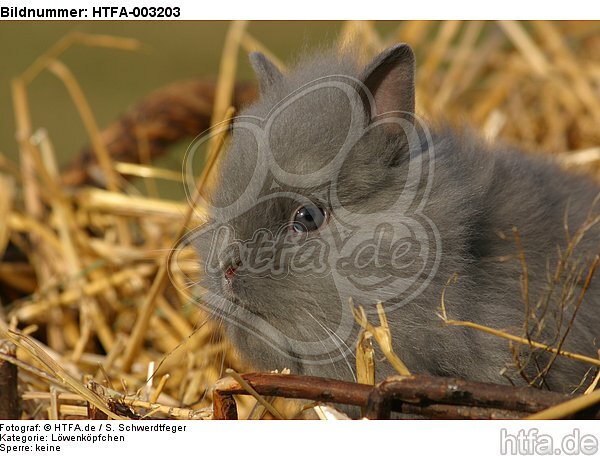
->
[0,0,598,20]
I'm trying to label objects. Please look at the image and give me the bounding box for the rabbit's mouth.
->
[217,245,243,301]
[221,273,238,301]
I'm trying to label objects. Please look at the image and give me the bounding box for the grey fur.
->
[249,52,285,95]
[194,44,600,392]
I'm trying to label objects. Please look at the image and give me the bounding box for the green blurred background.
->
[0,21,355,169]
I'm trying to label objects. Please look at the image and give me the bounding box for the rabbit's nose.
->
[223,258,242,285]
[220,245,242,281]
[224,264,238,280]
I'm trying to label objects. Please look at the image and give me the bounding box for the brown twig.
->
[212,372,600,420]
[364,375,582,419]
[213,372,373,419]
[0,340,20,419]
[526,387,600,420]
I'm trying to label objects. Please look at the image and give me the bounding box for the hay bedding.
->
[1,21,600,420]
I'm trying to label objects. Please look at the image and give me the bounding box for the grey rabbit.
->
[192,43,600,393]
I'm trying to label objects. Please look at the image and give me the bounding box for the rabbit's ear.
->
[359,44,415,123]
[249,52,284,94]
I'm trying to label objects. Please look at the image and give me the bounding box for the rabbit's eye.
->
[291,203,328,233]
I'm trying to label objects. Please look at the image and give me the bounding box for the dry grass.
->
[1,20,600,419]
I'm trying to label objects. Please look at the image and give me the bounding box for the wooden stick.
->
[0,341,20,419]
[213,392,238,420]
[526,387,600,420]
[225,368,284,419]
[398,403,525,420]
[365,375,572,419]
[213,372,373,420]
[213,372,600,420]
[1,330,123,420]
